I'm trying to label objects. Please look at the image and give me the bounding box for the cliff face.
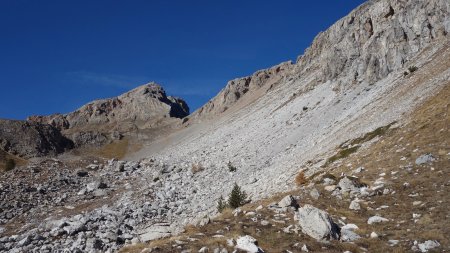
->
[0,119,73,158]
[192,0,450,120]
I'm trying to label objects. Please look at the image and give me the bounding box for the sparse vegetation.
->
[408,65,418,73]
[348,122,396,147]
[217,195,227,213]
[191,163,204,173]
[325,145,360,166]
[228,183,248,209]
[227,161,237,172]
[5,158,16,171]
[295,171,308,186]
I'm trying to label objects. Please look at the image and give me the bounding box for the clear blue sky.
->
[0,0,366,120]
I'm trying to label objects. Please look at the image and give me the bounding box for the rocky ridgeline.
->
[28,83,189,133]
[192,0,450,120]
[0,83,190,159]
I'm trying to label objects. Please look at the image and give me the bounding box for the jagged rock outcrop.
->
[28,83,189,133]
[0,119,73,158]
[28,83,189,147]
[192,0,450,120]
[192,61,293,119]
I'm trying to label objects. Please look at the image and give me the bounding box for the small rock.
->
[235,235,264,253]
[367,216,389,225]
[418,240,440,252]
[370,232,378,238]
[388,239,399,246]
[278,195,299,209]
[301,244,309,252]
[324,185,336,192]
[309,188,320,200]
[198,246,209,253]
[415,154,435,165]
[349,199,361,210]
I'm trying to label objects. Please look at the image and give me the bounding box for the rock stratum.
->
[1,0,449,252]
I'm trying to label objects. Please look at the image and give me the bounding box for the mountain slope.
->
[1,0,449,252]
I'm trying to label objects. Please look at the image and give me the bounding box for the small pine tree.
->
[217,195,227,213]
[227,161,237,172]
[5,159,15,171]
[228,183,247,209]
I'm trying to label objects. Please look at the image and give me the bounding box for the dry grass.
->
[295,171,308,186]
[0,150,27,172]
[191,163,205,174]
[83,138,142,159]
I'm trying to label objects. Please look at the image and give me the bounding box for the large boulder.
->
[295,204,340,241]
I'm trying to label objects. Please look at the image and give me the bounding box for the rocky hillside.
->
[0,0,449,252]
[0,119,73,158]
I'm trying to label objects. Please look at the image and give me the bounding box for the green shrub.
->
[217,195,227,213]
[5,159,15,171]
[325,146,360,166]
[408,66,418,73]
[228,183,248,209]
[227,162,237,172]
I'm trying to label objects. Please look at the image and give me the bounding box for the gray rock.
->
[309,188,320,200]
[235,235,264,253]
[349,199,361,210]
[278,195,299,209]
[415,154,435,165]
[296,204,340,241]
[340,227,361,242]
[338,177,360,193]
[367,216,389,224]
[138,223,171,242]
[418,240,440,252]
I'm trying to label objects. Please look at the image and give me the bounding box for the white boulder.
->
[296,204,340,241]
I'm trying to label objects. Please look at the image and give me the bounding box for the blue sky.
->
[0,0,366,120]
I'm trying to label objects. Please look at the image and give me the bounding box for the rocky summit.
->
[0,0,449,252]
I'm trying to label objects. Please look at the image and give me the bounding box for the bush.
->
[408,66,418,73]
[5,159,15,171]
[295,171,308,186]
[228,183,247,209]
[191,163,204,174]
[227,162,237,172]
[217,195,227,213]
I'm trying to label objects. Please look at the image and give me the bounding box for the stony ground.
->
[120,84,449,253]
[0,0,449,252]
